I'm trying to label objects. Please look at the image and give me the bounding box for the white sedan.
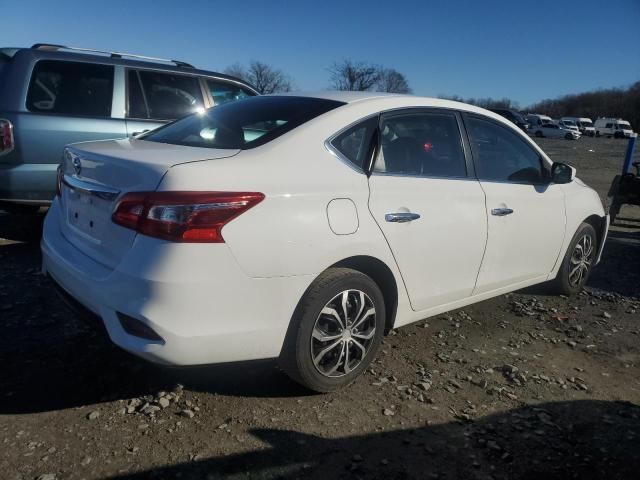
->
[42,93,608,392]
[532,122,581,140]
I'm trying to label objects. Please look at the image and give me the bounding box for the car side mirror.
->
[551,162,576,184]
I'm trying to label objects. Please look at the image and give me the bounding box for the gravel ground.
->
[0,136,639,480]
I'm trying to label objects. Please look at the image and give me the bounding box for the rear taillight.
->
[0,119,14,155]
[112,191,265,243]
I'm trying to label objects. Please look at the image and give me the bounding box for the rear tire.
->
[535,130,543,138]
[551,223,597,295]
[279,268,385,392]
[596,131,600,137]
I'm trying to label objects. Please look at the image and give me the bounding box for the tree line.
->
[527,82,640,128]
[225,60,638,128]
[224,59,411,94]
[441,83,640,128]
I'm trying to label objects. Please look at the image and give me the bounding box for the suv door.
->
[125,69,206,136]
[464,114,566,294]
[367,109,487,311]
[19,60,126,201]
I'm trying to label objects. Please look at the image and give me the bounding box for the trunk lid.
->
[58,138,239,269]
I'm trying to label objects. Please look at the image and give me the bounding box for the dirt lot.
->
[1,137,639,480]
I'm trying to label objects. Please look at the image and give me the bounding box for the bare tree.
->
[224,61,292,94]
[328,60,381,91]
[376,68,411,94]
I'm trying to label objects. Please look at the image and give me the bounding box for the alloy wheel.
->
[569,234,594,287]
[310,289,376,378]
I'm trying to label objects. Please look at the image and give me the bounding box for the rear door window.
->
[206,79,255,106]
[131,70,204,120]
[27,60,114,117]
[374,111,467,178]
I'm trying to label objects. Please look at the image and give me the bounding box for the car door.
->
[463,114,566,294]
[124,69,206,136]
[367,109,487,312]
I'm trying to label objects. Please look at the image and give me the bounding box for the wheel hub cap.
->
[569,234,594,287]
[310,289,376,378]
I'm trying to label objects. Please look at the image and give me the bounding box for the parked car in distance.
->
[42,93,608,392]
[558,119,580,134]
[526,113,553,129]
[531,120,580,140]
[594,117,635,138]
[489,108,529,132]
[0,43,258,213]
[562,117,595,137]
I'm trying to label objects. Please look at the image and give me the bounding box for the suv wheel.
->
[552,223,597,295]
[280,268,385,392]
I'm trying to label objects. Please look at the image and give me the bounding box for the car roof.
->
[270,90,501,113]
[1,45,257,92]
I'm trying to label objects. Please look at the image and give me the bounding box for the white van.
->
[594,118,634,138]
[562,117,596,137]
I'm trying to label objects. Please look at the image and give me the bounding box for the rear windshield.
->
[143,96,345,149]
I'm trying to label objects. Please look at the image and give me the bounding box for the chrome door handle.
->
[491,208,514,216]
[385,212,421,223]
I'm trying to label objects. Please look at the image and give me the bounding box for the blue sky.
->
[3,0,639,106]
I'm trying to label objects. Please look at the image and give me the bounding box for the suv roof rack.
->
[31,43,195,69]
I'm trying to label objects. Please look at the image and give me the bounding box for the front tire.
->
[565,133,573,140]
[535,130,543,138]
[279,268,385,392]
[551,223,597,295]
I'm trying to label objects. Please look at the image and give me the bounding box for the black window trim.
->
[25,58,116,119]
[371,107,473,181]
[461,112,551,186]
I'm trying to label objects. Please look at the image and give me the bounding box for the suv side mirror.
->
[551,162,576,184]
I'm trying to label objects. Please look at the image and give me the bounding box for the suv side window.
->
[130,70,204,120]
[27,60,114,117]
[374,111,466,178]
[330,116,378,171]
[466,115,547,184]
[206,79,254,106]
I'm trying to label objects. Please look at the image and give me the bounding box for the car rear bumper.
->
[0,163,57,204]
[41,198,314,366]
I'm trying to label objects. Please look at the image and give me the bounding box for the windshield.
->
[143,96,345,150]
[581,120,593,127]
[563,120,577,127]
[540,118,552,125]
[618,123,632,130]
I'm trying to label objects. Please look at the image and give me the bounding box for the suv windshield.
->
[143,96,345,149]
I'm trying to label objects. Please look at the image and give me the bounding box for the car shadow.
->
[104,399,640,480]
[0,213,307,415]
[0,213,638,415]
